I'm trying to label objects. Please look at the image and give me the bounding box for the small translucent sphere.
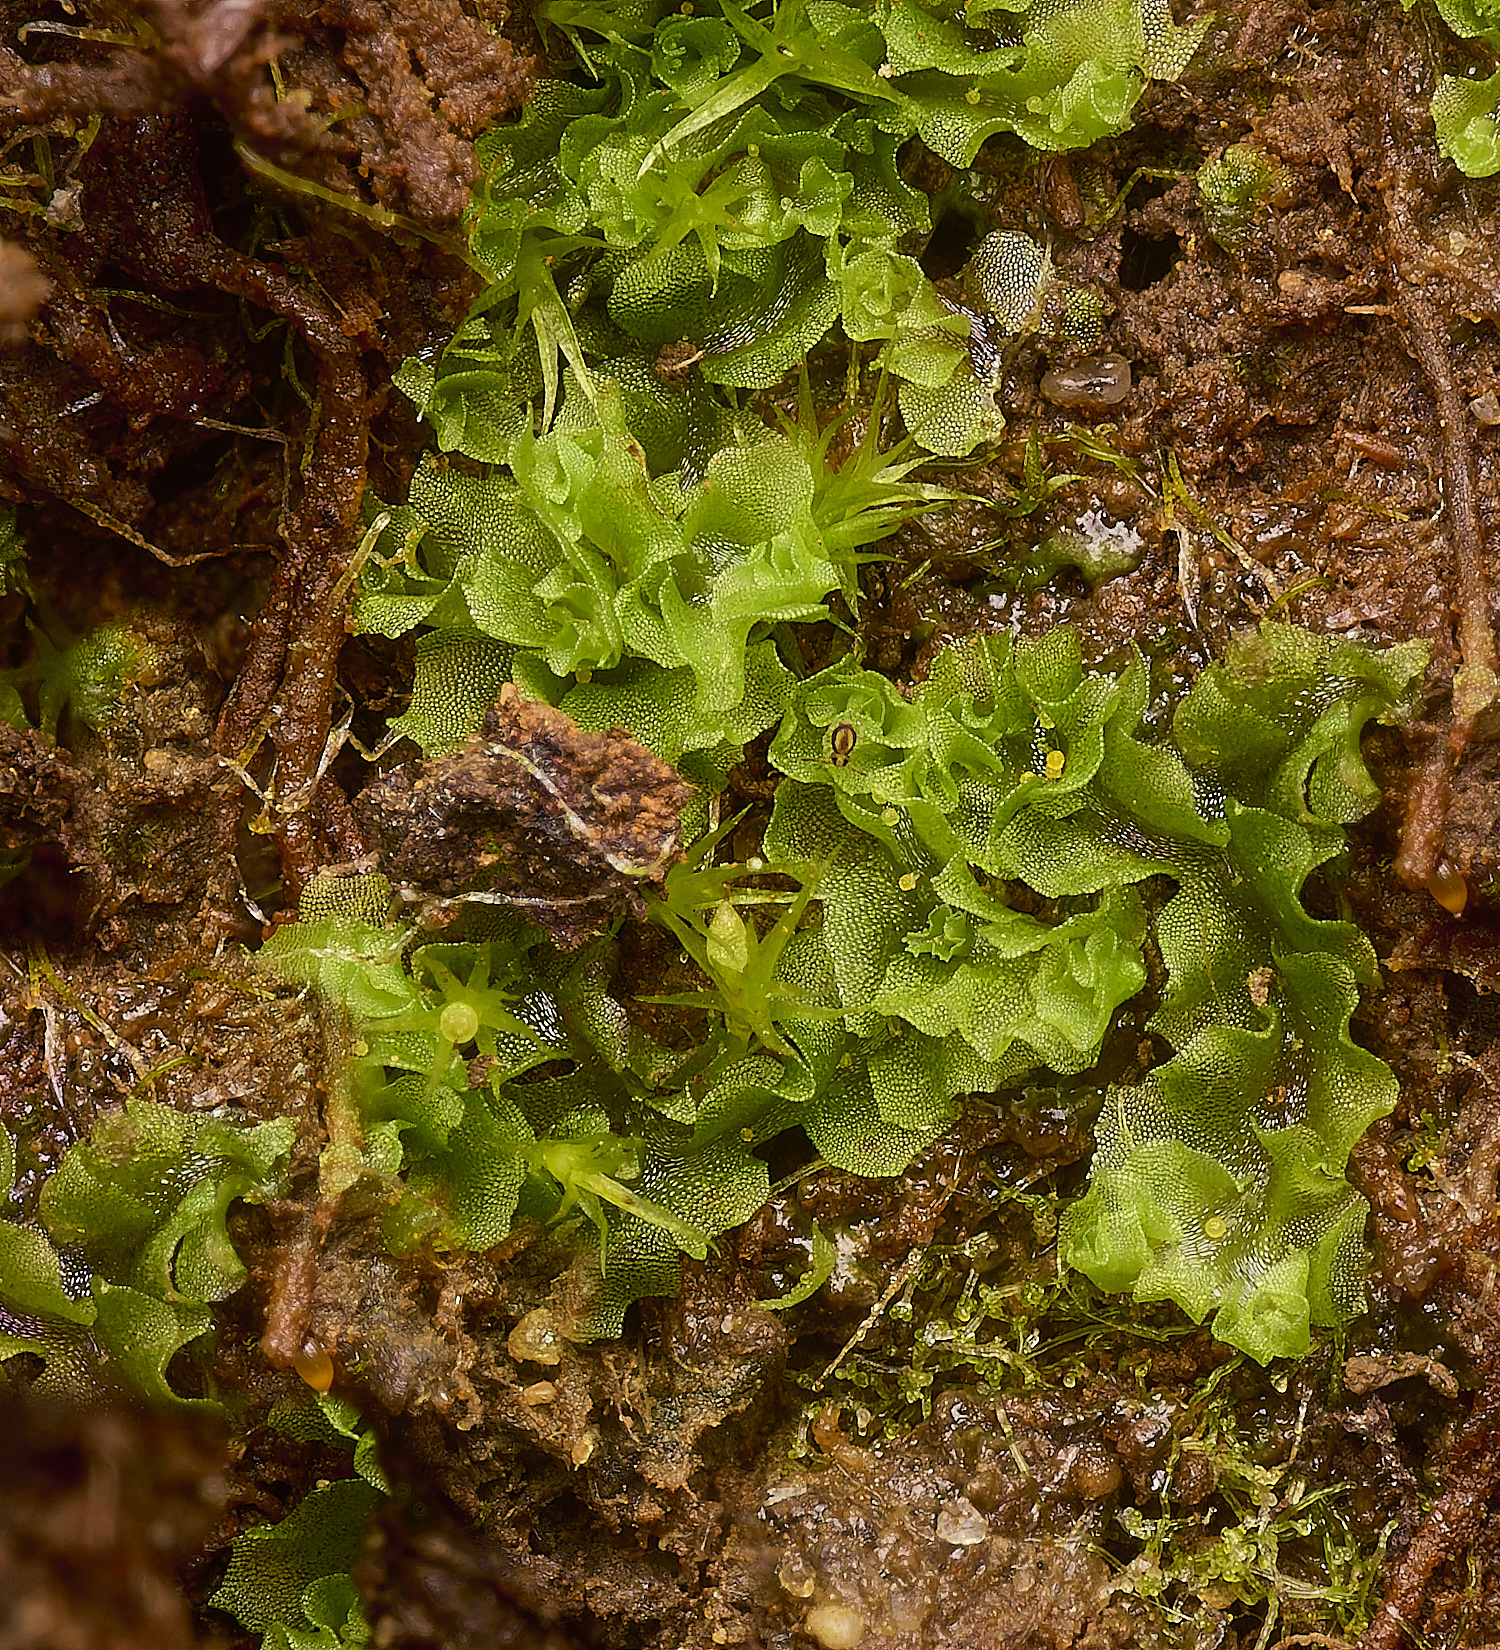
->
[1428,862,1468,917]
[294,1344,335,1393]
[440,1001,482,1044]
[805,1604,866,1649]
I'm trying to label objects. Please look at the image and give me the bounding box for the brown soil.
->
[4,1,1500,1647]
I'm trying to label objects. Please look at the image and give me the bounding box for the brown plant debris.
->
[0,1394,230,1650]
[0,238,50,345]
[1358,1345,1500,1650]
[0,0,536,227]
[1377,20,1500,906]
[355,685,694,949]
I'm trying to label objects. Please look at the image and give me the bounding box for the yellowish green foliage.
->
[768,623,1424,1361]
[0,1102,293,1404]
[253,620,1421,1364]
[209,1394,388,1648]
[356,382,948,776]
[407,0,1207,464]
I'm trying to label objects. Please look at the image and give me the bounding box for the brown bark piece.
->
[356,686,693,948]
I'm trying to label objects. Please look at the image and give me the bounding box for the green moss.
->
[0,620,158,743]
[421,0,1208,464]
[203,1393,389,1647]
[250,618,1422,1362]
[1400,0,1500,176]
[768,622,1423,1360]
[1196,144,1282,252]
[1431,70,1500,178]
[355,380,946,769]
[799,1243,1391,1643]
[1060,624,1426,1360]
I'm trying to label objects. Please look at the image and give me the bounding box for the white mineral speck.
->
[935,1495,989,1546]
[1075,509,1142,559]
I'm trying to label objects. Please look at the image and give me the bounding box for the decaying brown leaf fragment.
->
[355,685,693,948]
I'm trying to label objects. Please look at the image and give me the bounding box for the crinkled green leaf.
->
[1057,625,1426,1362]
[356,383,935,769]
[40,1099,294,1298]
[256,917,418,1019]
[388,630,515,756]
[879,0,1208,163]
[0,1100,292,1403]
[270,1394,391,1495]
[1396,0,1500,175]
[897,357,1005,456]
[569,1115,777,1337]
[209,1478,383,1636]
[90,1279,215,1408]
[766,623,1423,1362]
[442,0,1200,470]
[261,1571,372,1649]
[0,1216,94,1326]
[1431,70,1500,178]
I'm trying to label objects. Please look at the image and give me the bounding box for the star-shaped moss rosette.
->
[767,622,1425,1362]
[256,888,800,1339]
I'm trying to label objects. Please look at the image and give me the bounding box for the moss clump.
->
[0,1101,293,1405]
[1196,144,1282,253]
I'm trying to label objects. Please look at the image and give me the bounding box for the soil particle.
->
[358,1485,586,1650]
[356,687,694,948]
[740,1388,1175,1650]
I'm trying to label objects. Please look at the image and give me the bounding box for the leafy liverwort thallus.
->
[235,616,1421,1366]
[0,7,1441,1645]
[0,0,1423,1459]
[1399,0,1500,176]
[768,623,1424,1362]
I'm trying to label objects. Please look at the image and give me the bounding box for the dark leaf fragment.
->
[356,685,693,947]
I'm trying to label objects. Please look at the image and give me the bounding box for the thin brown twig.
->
[1379,42,1499,894]
[1392,284,1498,721]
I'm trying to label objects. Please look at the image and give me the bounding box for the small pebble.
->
[508,1307,563,1366]
[935,1495,989,1545]
[1040,354,1131,410]
[804,1604,866,1649]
